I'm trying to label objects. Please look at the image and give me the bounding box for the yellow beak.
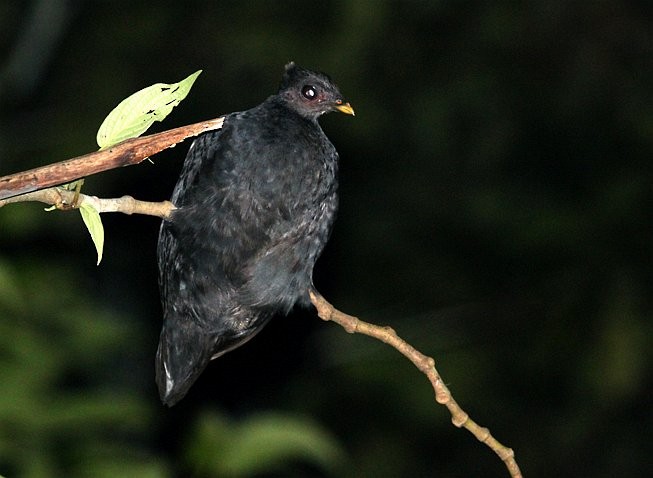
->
[334,101,355,116]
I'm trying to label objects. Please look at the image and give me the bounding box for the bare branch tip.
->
[302,290,523,478]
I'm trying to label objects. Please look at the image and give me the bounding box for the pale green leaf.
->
[96,70,202,149]
[79,203,104,265]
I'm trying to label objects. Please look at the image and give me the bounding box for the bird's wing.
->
[158,115,282,326]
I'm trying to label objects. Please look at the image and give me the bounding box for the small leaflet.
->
[96,70,202,149]
[79,202,104,265]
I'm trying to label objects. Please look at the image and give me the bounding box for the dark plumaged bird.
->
[156,62,354,406]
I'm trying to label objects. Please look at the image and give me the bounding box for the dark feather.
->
[155,63,353,405]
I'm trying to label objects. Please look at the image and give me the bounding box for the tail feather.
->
[155,320,216,407]
[155,306,274,406]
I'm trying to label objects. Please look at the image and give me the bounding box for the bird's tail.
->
[155,320,216,407]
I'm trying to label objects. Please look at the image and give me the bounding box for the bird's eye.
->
[302,85,318,101]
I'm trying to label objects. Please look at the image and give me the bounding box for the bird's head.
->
[278,62,355,120]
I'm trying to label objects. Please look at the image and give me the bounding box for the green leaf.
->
[96,70,202,149]
[186,411,345,477]
[79,203,104,265]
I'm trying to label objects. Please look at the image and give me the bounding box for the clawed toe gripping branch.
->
[0,119,522,478]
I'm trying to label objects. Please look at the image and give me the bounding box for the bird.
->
[155,62,354,406]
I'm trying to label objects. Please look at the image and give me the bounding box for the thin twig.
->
[308,289,523,478]
[0,186,175,219]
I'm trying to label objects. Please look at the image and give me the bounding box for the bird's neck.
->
[265,95,321,125]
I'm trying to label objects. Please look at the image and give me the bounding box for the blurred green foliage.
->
[1,1,651,477]
[184,411,345,476]
[0,257,162,477]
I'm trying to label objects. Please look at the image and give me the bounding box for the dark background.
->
[1,1,651,477]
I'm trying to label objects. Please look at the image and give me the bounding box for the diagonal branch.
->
[0,117,224,201]
[309,289,523,478]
